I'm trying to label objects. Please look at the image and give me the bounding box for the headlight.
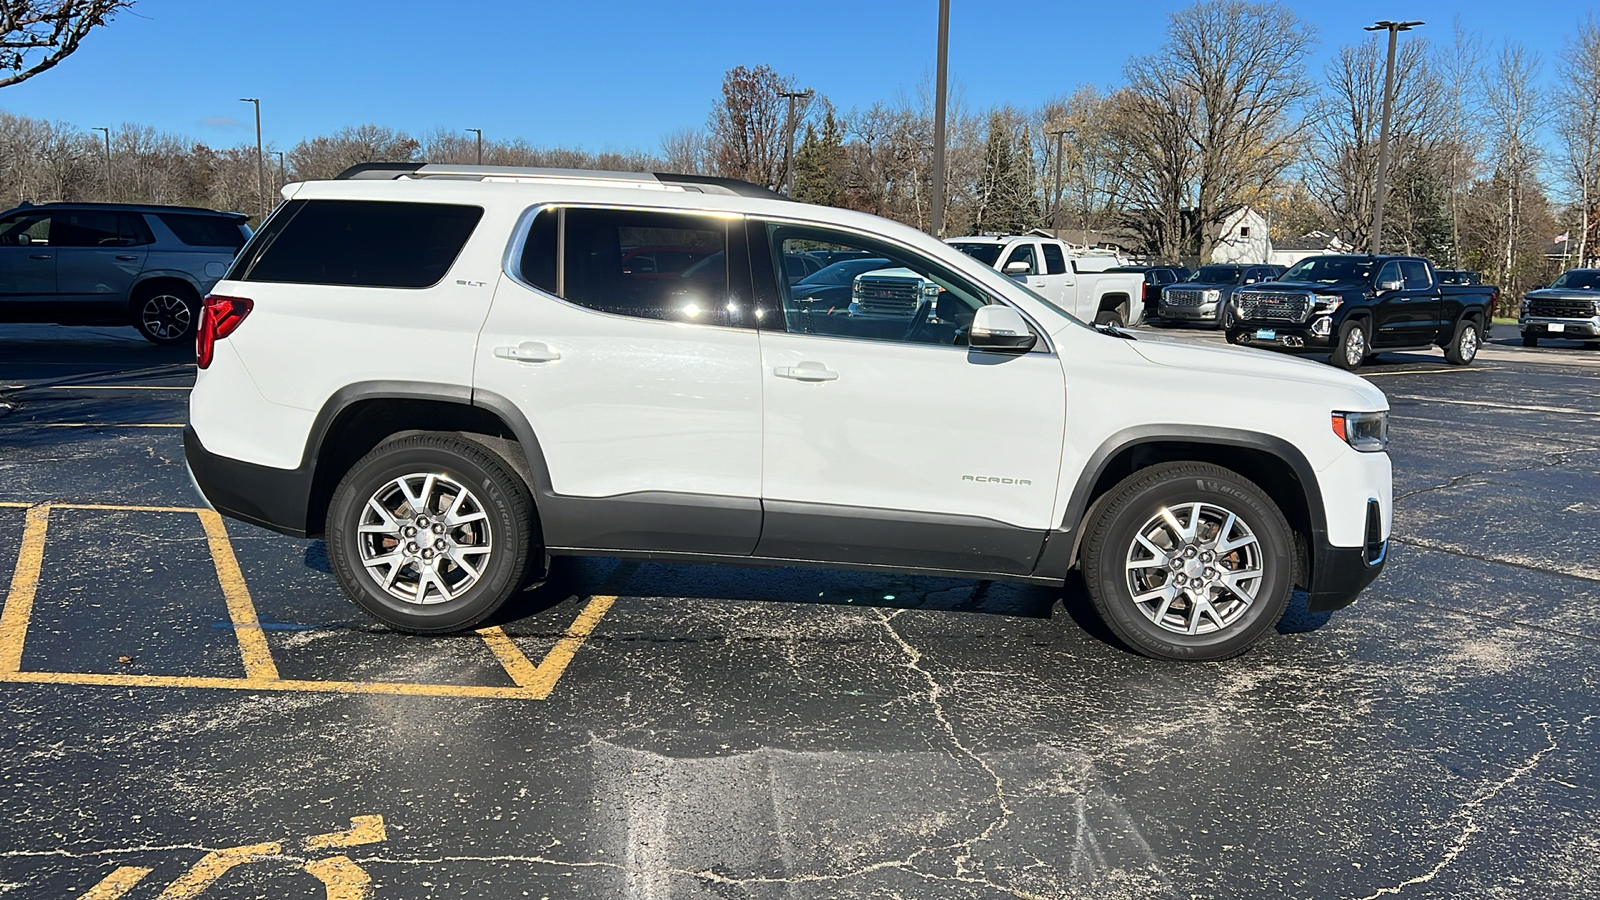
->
[1203,289,1220,302]
[1519,297,1529,314]
[1332,410,1388,452]
[1314,296,1343,313]
[922,282,940,297]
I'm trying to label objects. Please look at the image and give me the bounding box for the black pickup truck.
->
[1224,255,1499,370]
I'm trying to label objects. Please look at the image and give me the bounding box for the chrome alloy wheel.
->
[1344,325,1367,368]
[1124,502,1264,636]
[1459,326,1479,361]
[357,472,493,605]
[141,294,192,340]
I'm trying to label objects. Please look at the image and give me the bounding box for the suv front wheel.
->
[326,433,539,633]
[1081,462,1294,660]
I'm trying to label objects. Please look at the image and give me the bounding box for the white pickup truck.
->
[947,235,1145,327]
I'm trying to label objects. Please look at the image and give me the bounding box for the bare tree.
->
[1556,15,1600,267]
[288,125,420,181]
[1307,36,1442,250]
[1481,42,1548,287]
[708,65,809,189]
[1037,86,1128,242]
[1103,83,1197,263]
[661,128,708,174]
[1434,20,1484,265]
[1,0,130,89]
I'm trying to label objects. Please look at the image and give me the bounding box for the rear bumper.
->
[184,425,314,538]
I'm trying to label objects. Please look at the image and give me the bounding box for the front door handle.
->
[774,361,838,382]
[494,341,561,363]
[1031,279,1046,288]
[115,254,139,261]
[29,254,51,260]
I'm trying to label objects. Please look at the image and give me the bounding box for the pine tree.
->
[793,109,846,206]
[973,113,1040,235]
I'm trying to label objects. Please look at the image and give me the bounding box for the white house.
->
[1270,231,1351,268]
[1209,207,1273,265]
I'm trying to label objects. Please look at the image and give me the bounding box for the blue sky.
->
[0,0,1584,154]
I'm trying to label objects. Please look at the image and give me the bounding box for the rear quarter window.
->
[158,213,249,250]
[237,199,484,288]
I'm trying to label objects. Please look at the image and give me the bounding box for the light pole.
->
[929,0,950,237]
[275,151,286,189]
[93,127,111,198]
[240,98,264,221]
[1047,127,1068,237]
[1365,20,1422,255]
[467,128,483,165]
[778,90,812,195]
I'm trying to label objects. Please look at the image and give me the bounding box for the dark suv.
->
[1158,264,1279,328]
[0,201,250,344]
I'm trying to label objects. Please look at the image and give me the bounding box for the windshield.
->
[1282,256,1376,285]
[1188,266,1245,284]
[1549,270,1600,291]
[949,243,1005,266]
[796,257,894,287]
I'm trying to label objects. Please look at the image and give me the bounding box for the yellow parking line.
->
[478,625,543,688]
[198,510,280,681]
[5,669,552,699]
[0,505,49,674]
[524,594,617,698]
[78,867,153,900]
[154,841,282,899]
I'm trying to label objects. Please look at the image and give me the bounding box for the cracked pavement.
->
[1,322,1598,898]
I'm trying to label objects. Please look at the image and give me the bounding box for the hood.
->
[1125,332,1388,409]
[1170,281,1238,291]
[1248,280,1354,295]
[1525,288,1600,301]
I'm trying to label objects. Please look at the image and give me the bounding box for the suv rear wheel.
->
[132,283,201,345]
[1081,462,1294,661]
[326,433,539,633]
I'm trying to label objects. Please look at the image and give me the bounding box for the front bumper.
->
[1225,317,1336,350]
[1160,301,1222,323]
[184,425,315,538]
[1519,317,1600,338]
[1307,498,1387,611]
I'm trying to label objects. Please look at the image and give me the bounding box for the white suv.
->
[185,164,1391,661]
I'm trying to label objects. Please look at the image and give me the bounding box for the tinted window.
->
[768,223,994,348]
[549,207,732,325]
[241,200,482,288]
[1042,243,1067,275]
[1282,257,1374,284]
[1190,265,1245,283]
[160,213,248,250]
[0,211,50,246]
[1399,261,1431,289]
[1003,243,1038,276]
[50,210,150,247]
[1550,270,1600,291]
[1154,269,1177,284]
[1378,261,1402,287]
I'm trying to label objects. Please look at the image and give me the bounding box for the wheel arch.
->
[126,274,201,315]
[299,383,553,538]
[1048,426,1326,591]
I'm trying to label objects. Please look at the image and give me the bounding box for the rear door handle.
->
[29,254,51,260]
[774,361,838,382]
[494,341,561,363]
[115,255,139,261]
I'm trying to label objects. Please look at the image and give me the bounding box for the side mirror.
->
[969,305,1037,353]
[1379,279,1404,292]
[16,234,29,245]
[1002,261,1031,276]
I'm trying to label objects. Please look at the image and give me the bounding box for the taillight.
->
[197,294,253,369]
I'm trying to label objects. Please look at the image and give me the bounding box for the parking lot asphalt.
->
[1,322,1597,900]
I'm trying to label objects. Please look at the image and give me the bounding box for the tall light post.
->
[240,98,264,222]
[1365,20,1422,255]
[929,0,950,237]
[275,151,286,190]
[1047,127,1068,237]
[778,90,812,195]
[467,128,483,165]
[93,127,111,198]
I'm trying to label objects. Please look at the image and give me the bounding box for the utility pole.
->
[929,0,950,237]
[778,90,812,195]
[1047,127,1067,237]
[275,151,286,190]
[1365,20,1422,256]
[467,128,483,165]
[93,127,111,198]
[240,98,264,222]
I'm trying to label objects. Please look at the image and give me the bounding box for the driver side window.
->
[1002,243,1038,276]
[1378,261,1402,288]
[764,223,990,348]
[0,212,51,246]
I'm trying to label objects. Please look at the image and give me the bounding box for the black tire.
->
[1330,319,1369,370]
[131,283,201,345]
[1080,462,1295,661]
[1443,318,1480,365]
[1225,330,1246,346]
[325,433,539,633]
[1094,303,1127,328]
[1522,335,1539,348]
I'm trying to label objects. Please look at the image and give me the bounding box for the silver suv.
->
[0,201,251,344]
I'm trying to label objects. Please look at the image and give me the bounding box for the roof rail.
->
[333,163,787,200]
